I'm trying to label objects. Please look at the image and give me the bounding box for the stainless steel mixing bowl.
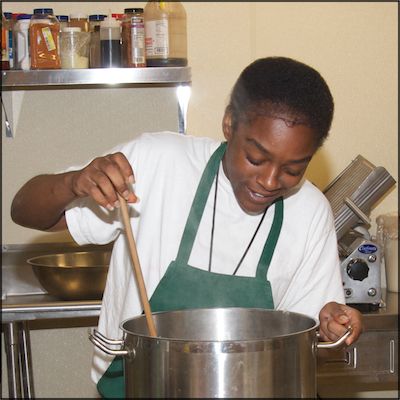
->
[27,251,111,300]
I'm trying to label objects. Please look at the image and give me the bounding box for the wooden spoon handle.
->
[117,194,158,337]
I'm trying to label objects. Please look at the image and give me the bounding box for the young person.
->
[11,56,363,397]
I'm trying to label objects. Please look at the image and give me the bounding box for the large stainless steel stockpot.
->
[89,307,350,398]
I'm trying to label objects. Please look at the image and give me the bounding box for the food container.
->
[60,27,90,69]
[29,8,60,69]
[90,307,350,398]
[28,251,110,300]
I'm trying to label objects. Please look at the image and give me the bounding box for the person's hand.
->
[318,302,363,346]
[70,152,138,210]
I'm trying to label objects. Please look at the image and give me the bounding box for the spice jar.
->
[69,13,89,32]
[1,13,10,70]
[13,14,32,70]
[3,12,14,68]
[29,8,60,69]
[100,15,121,68]
[144,1,187,67]
[121,8,146,68]
[89,14,107,68]
[60,27,90,69]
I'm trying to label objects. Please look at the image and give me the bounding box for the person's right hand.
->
[70,152,138,210]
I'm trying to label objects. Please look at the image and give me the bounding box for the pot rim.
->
[119,307,319,342]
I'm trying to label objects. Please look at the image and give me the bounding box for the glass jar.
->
[60,27,90,69]
[100,15,121,68]
[144,1,187,67]
[13,14,32,70]
[89,14,107,68]
[69,13,89,32]
[121,8,146,67]
[29,8,60,69]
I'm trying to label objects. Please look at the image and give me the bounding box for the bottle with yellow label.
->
[29,8,61,69]
[144,1,187,67]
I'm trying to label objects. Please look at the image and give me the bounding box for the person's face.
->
[222,112,319,215]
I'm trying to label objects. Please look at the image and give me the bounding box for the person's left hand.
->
[318,302,363,346]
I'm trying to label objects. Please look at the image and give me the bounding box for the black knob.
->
[346,258,369,281]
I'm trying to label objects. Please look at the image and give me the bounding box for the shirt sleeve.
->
[272,185,345,320]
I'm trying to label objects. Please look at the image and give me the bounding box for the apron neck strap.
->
[176,142,226,265]
[176,142,284,279]
[256,197,283,279]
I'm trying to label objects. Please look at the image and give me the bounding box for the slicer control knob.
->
[346,258,369,281]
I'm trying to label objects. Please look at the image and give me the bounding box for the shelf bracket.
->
[177,84,191,134]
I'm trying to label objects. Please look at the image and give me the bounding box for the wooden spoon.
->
[117,194,158,337]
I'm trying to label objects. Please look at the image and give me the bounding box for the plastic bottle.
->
[69,13,89,32]
[144,1,187,67]
[29,8,61,69]
[121,8,146,67]
[89,14,107,32]
[13,14,32,70]
[4,12,14,69]
[1,13,10,70]
[100,15,121,68]
[60,27,90,69]
[89,15,107,68]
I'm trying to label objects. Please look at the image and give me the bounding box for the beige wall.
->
[2,1,398,398]
[2,1,398,244]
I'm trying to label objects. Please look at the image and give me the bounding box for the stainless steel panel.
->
[2,67,191,88]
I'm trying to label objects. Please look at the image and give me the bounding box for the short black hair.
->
[227,57,334,147]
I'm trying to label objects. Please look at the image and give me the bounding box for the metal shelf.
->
[2,66,191,88]
[1,67,191,137]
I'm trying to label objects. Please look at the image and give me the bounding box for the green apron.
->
[97,142,284,398]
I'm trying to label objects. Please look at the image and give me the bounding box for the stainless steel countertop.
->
[2,294,102,323]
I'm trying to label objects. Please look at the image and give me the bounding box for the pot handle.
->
[316,328,352,349]
[88,329,132,357]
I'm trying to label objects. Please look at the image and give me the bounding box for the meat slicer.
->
[323,155,396,311]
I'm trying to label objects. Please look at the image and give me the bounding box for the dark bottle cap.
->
[89,14,107,21]
[4,12,13,19]
[124,8,144,14]
[17,14,33,20]
[33,8,54,15]
[56,15,69,22]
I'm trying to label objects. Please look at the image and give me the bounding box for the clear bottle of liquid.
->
[144,1,187,67]
[29,8,61,69]
[100,15,121,68]
[121,8,146,67]
[89,14,107,68]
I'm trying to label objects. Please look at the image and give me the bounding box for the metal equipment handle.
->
[316,329,352,350]
[88,329,134,357]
